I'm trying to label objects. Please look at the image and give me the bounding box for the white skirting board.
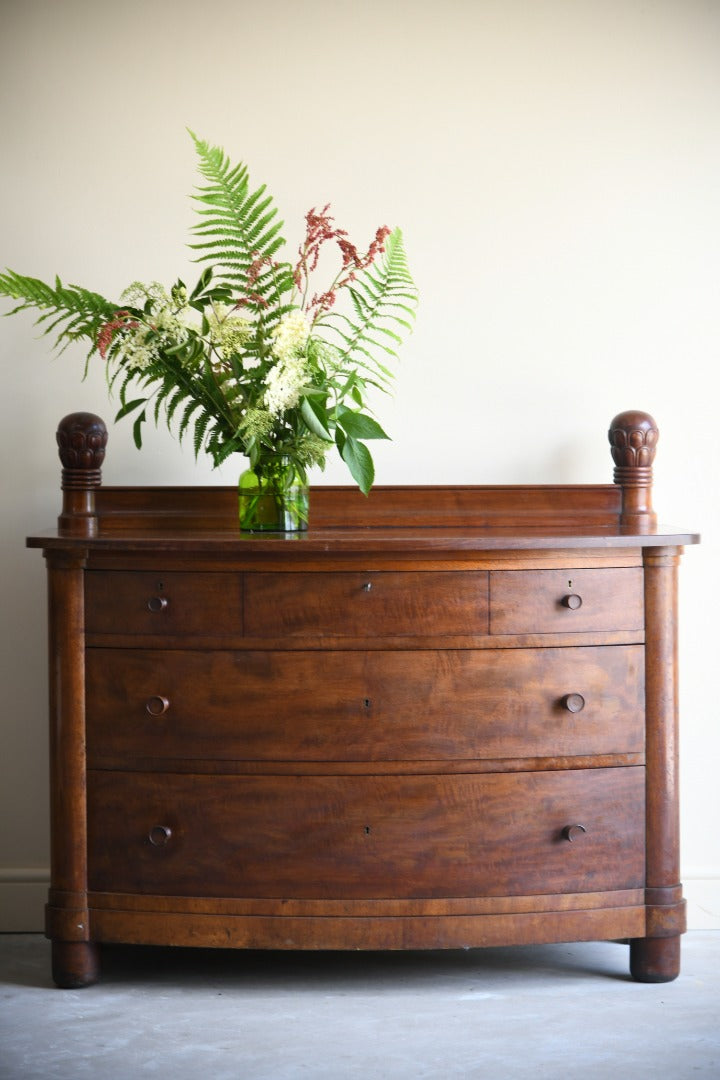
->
[1,871,718,934]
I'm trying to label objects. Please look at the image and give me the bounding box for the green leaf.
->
[163,339,192,359]
[132,410,146,449]
[114,397,147,422]
[301,396,333,440]
[341,436,374,496]
[190,266,213,300]
[337,410,389,441]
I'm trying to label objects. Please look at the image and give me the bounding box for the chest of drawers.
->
[28,410,698,987]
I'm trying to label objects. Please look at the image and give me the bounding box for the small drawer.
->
[87,767,645,899]
[244,571,489,638]
[85,571,242,637]
[490,567,644,635]
[86,645,644,764]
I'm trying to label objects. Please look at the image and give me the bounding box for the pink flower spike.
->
[97,310,137,359]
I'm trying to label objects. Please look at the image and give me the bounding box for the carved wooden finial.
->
[608,410,658,533]
[56,413,108,537]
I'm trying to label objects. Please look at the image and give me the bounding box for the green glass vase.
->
[238,458,309,532]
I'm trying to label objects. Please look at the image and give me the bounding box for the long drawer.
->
[85,567,643,639]
[85,645,645,763]
[86,767,646,899]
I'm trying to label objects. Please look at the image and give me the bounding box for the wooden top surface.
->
[26,484,700,553]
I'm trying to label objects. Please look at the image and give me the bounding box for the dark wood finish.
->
[87,886,645,917]
[609,410,658,533]
[44,549,96,985]
[28,411,698,987]
[50,942,100,990]
[56,413,107,539]
[86,768,645,898]
[489,567,644,635]
[630,935,682,983]
[632,547,686,982]
[89,907,647,952]
[86,645,644,764]
[244,571,489,637]
[85,570,243,637]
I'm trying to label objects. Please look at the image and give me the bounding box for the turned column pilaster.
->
[629,544,685,982]
[45,413,107,987]
[608,412,685,981]
[45,549,99,987]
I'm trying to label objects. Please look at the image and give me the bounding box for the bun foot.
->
[51,941,100,988]
[630,936,681,983]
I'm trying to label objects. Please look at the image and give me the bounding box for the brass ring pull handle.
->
[145,695,170,716]
[147,596,168,613]
[561,594,583,610]
[148,825,172,847]
[562,693,586,714]
[562,824,587,843]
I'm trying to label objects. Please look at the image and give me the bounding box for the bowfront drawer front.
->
[243,571,489,638]
[85,571,243,637]
[83,567,642,638]
[86,767,645,899]
[86,645,644,763]
[490,567,644,635]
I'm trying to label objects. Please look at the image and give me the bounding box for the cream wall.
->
[0,0,717,931]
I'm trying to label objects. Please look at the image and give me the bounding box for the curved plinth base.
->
[629,936,681,983]
[51,941,100,989]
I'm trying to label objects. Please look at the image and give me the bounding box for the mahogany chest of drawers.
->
[28,410,698,987]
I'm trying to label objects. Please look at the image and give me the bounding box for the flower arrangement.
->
[0,132,417,527]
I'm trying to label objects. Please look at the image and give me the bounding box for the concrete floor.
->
[1,933,718,1080]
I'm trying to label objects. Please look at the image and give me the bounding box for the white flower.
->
[263,310,312,414]
[115,330,159,371]
[205,301,252,360]
[121,281,170,309]
[119,281,194,362]
[153,304,190,343]
[271,309,310,362]
[264,354,307,416]
[205,300,233,326]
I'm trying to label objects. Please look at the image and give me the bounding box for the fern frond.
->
[0,269,116,355]
[205,426,240,467]
[154,372,180,425]
[177,397,204,442]
[164,385,189,426]
[188,133,292,311]
[314,228,417,387]
[193,410,213,458]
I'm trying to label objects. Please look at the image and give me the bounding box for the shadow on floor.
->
[6,935,635,990]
